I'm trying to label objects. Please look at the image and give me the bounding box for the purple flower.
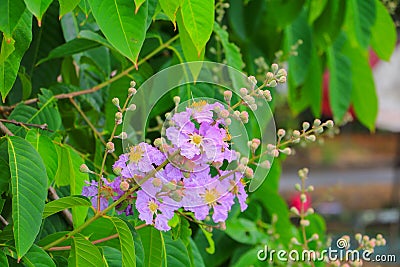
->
[82,178,113,211]
[135,190,175,231]
[126,143,166,173]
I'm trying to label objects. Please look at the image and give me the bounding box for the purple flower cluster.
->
[82,100,249,231]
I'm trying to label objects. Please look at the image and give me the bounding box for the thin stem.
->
[0,121,13,136]
[0,35,180,113]
[0,119,49,131]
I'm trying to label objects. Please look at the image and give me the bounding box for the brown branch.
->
[0,118,50,131]
[0,121,13,136]
[0,215,9,227]
[0,34,180,113]
[48,187,74,227]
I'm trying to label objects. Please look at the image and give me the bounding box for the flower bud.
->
[152,178,162,187]
[224,90,232,103]
[113,167,122,175]
[80,164,90,173]
[240,157,249,165]
[307,185,314,192]
[239,87,248,96]
[311,233,319,241]
[112,97,120,108]
[292,130,301,138]
[263,90,272,101]
[260,160,271,169]
[219,221,226,231]
[233,110,240,119]
[295,183,301,191]
[240,111,249,123]
[281,147,292,155]
[237,164,246,172]
[278,76,286,83]
[313,119,321,127]
[300,219,310,227]
[127,104,137,111]
[248,75,257,86]
[250,104,257,111]
[271,63,279,73]
[120,181,130,191]
[300,193,307,203]
[272,149,279,157]
[128,87,137,96]
[290,206,300,216]
[224,118,232,125]
[115,112,123,125]
[305,135,316,142]
[325,120,334,128]
[306,208,314,215]
[267,80,277,87]
[130,80,136,88]
[277,69,287,77]
[154,138,163,147]
[266,72,274,80]
[219,109,230,119]
[173,96,180,105]
[277,129,286,137]
[244,167,254,178]
[302,122,310,131]
[244,95,255,104]
[106,142,115,153]
[116,132,127,139]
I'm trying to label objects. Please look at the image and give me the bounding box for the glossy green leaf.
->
[163,231,191,267]
[370,0,396,61]
[327,35,353,122]
[68,234,105,267]
[199,226,214,254]
[0,250,8,266]
[102,246,122,267]
[59,0,80,17]
[187,238,205,267]
[78,0,90,16]
[343,43,377,131]
[43,196,91,218]
[180,0,214,54]
[89,0,148,65]
[8,89,61,136]
[25,129,58,183]
[7,136,47,259]
[0,10,32,102]
[22,244,56,267]
[78,30,115,50]
[134,0,146,13]
[285,10,312,87]
[346,0,376,48]
[307,0,328,24]
[159,0,181,26]
[138,226,164,267]
[23,0,54,25]
[0,0,26,39]
[107,217,136,267]
[54,145,88,227]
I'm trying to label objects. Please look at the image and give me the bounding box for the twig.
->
[0,118,50,131]
[48,187,74,227]
[0,215,9,226]
[69,98,117,159]
[0,121,13,136]
[0,35,180,113]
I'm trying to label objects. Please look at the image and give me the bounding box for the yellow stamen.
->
[190,133,203,146]
[129,145,144,163]
[190,100,207,111]
[202,188,220,206]
[148,200,158,213]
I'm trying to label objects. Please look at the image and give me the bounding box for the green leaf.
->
[213,22,244,70]
[23,0,54,25]
[0,250,8,266]
[102,246,122,267]
[7,89,61,136]
[307,0,328,24]
[285,9,312,87]
[0,0,26,39]
[327,35,352,122]
[54,145,88,227]
[25,129,58,183]
[159,0,181,27]
[180,0,214,54]
[187,238,205,267]
[0,10,32,102]
[78,0,90,17]
[89,0,148,65]
[43,196,91,218]
[107,217,136,267]
[370,0,396,61]
[59,0,80,17]
[78,30,115,50]
[7,136,47,259]
[37,38,101,65]
[68,234,105,267]
[17,70,32,99]
[198,226,214,254]
[138,226,164,267]
[0,140,10,193]
[225,218,268,245]
[231,246,263,267]
[163,231,191,267]
[346,0,376,48]
[342,43,377,131]
[305,47,323,117]
[22,244,56,267]
[134,0,146,13]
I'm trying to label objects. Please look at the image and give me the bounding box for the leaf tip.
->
[37,19,42,27]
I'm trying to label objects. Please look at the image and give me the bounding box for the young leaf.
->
[43,196,91,218]
[59,0,80,17]
[68,234,105,267]
[7,136,47,259]
[199,226,215,254]
[21,244,56,267]
[23,0,54,25]
[0,10,32,102]
[163,231,191,267]
[0,0,26,39]
[370,0,396,61]
[180,0,214,55]
[54,145,88,227]
[89,0,148,65]
[25,129,58,183]
[107,217,136,267]
[138,226,164,267]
